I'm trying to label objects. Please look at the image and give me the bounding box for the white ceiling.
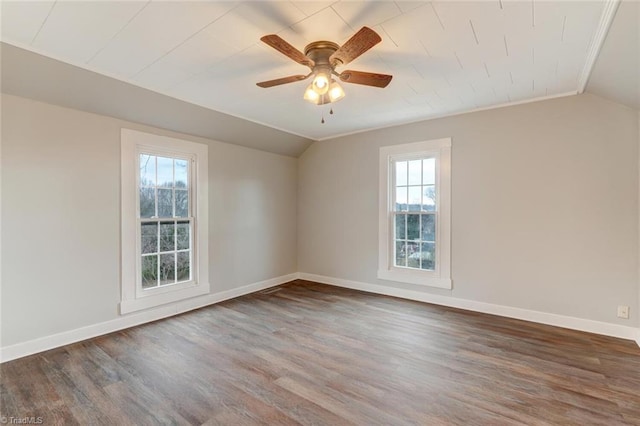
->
[0,1,613,140]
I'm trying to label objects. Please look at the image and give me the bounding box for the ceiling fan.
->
[257,27,393,106]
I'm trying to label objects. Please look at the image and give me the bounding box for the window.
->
[139,154,192,289]
[378,138,451,289]
[121,129,209,314]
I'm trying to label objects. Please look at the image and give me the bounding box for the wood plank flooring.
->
[2,280,639,425]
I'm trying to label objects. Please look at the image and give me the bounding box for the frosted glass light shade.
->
[328,80,345,102]
[311,71,330,95]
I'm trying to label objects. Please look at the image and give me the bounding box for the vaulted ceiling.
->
[1,1,618,142]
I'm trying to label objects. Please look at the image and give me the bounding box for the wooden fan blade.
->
[256,74,310,88]
[330,27,382,66]
[260,35,314,67]
[339,70,392,88]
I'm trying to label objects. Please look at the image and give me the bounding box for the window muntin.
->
[137,154,193,290]
[393,157,437,271]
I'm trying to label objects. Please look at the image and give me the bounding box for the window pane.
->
[139,187,156,218]
[175,159,188,189]
[176,221,190,250]
[141,222,158,254]
[422,158,435,185]
[395,241,406,267]
[159,253,175,286]
[140,154,156,186]
[421,242,436,270]
[395,161,407,186]
[407,214,419,240]
[141,255,158,289]
[175,189,188,217]
[177,251,190,282]
[157,189,173,217]
[395,187,407,211]
[159,221,175,252]
[421,214,436,242]
[408,186,421,211]
[157,156,174,187]
[408,160,421,185]
[422,185,436,211]
[395,214,406,240]
[406,242,420,268]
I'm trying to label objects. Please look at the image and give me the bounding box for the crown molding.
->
[577,0,622,94]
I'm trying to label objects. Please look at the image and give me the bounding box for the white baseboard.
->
[3,271,638,363]
[299,272,640,345]
[0,273,298,363]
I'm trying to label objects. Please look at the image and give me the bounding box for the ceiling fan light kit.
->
[304,79,345,105]
[257,27,393,108]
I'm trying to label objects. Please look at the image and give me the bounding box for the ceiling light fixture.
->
[304,79,345,105]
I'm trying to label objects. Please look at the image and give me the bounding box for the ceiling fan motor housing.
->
[304,41,341,68]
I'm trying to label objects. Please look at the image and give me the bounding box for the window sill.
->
[120,282,210,314]
[377,269,452,289]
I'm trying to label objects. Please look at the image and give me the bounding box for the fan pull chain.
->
[321,106,336,123]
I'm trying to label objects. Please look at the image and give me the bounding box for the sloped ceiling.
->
[0,43,313,157]
[586,0,640,110]
[1,0,615,146]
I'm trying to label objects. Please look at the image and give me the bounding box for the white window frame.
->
[378,138,452,289]
[121,129,209,314]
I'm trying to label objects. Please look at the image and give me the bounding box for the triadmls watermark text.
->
[0,417,44,425]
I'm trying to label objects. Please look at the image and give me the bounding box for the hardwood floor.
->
[2,280,639,425]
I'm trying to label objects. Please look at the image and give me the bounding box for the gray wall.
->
[1,94,298,347]
[298,93,640,327]
[2,91,639,350]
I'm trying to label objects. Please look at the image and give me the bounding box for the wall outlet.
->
[617,305,629,319]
